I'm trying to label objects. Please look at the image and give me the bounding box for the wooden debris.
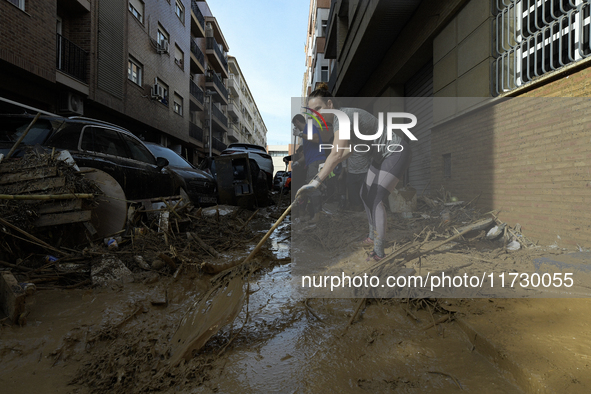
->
[405,221,490,262]
[0,217,67,256]
[238,209,259,231]
[0,193,93,200]
[34,210,92,227]
[187,232,220,258]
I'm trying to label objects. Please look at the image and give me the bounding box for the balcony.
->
[210,104,228,128]
[212,137,226,153]
[226,125,239,143]
[314,36,326,54]
[206,37,229,78]
[189,121,203,142]
[204,16,229,51]
[56,33,87,83]
[205,71,228,105]
[189,79,204,110]
[228,74,240,96]
[190,39,205,74]
[190,0,205,38]
[227,101,240,119]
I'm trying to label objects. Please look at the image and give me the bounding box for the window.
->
[443,153,451,178]
[157,26,169,47]
[81,127,128,157]
[6,0,25,11]
[155,78,169,106]
[175,0,184,22]
[128,57,142,86]
[129,0,144,23]
[321,66,328,82]
[493,0,591,95]
[48,127,81,151]
[321,19,327,36]
[120,133,156,164]
[174,45,184,69]
[173,93,183,116]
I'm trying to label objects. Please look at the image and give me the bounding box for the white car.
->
[221,143,274,190]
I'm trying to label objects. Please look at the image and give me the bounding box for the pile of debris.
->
[0,149,100,232]
[296,185,537,268]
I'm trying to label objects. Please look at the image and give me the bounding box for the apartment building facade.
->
[227,56,267,147]
[324,0,591,246]
[302,0,331,97]
[267,145,290,175]
[0,0,266,164]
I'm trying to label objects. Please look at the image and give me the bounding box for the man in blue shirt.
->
[292,114,326,223]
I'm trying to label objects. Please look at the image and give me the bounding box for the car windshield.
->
[0,117,55,146]
[146,144,193,168]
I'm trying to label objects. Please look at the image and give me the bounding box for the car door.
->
[78,126,128,193]
[118,132,176,199]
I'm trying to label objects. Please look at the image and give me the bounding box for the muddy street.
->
[2,196,591,393]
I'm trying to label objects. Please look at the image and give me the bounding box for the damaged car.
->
[0,114,202,204]
[143,142,217,206]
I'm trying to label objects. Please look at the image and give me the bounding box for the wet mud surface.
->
[1,203,591,393]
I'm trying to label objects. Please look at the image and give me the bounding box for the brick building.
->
[302,0,331,97]
[0,0,266,163]
[323,0,591,246]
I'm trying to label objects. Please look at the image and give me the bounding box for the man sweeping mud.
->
[297,84,413,261]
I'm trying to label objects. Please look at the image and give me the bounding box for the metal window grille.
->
[493,0,591,95]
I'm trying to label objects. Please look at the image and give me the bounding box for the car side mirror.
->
[156,157,169,170]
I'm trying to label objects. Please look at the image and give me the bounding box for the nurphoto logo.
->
[300,108,419,153]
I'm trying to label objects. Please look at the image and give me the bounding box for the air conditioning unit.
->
[151,83,165,100]
[157,39,169,54]
[58,92,84,115]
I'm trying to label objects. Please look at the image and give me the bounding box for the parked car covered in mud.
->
[199,153,271,208]
[0,114,182,202]
[221,143,274,190]
[144,142,217,206]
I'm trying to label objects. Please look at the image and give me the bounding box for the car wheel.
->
[80,167,127,239]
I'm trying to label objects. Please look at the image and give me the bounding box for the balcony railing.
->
[189,121,203,141]
[206,71,228,99]
[190,39,205,66]
[206,37,228,71]
[211,105,228,127]
[56,33,87,83]
[190,79,204,104]
[212,136,226,152]
[191,0,205,30]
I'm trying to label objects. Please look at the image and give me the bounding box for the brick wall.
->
[431,68,591,246]
[0,0,56,83]
[121,0,192,144]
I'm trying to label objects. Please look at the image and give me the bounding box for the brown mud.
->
[1,200,590,393]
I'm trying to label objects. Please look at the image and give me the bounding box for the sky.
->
[207,0,310,146]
